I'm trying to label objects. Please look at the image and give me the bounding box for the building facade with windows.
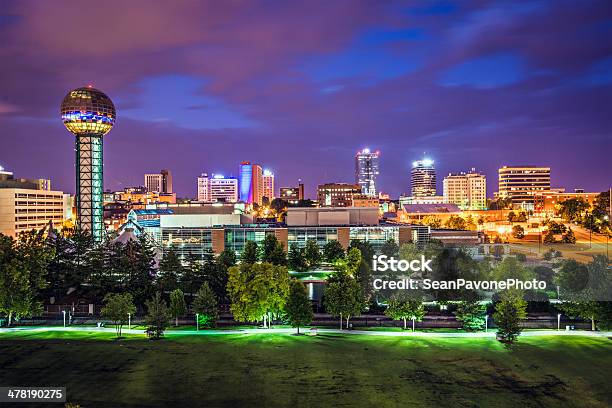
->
[145,169,173,194]
[239,161,263,205]
[355,148,380,197]
[411,158,437,197]
[317,183,361,207]
[497,166,551,209]
[443,170,487,210]
[262,169,275,201]
[198,173,239,203]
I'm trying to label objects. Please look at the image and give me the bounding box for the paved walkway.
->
[2,326,611,338]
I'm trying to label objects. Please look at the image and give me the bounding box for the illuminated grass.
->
[0,332,610,407]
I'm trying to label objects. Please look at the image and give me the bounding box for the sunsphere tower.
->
[60,86,116,241]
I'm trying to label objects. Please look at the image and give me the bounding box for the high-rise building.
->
[497,166,551,207]
[443,169,487,210]
[198,173,239,203]
[239,161,263,205]
[60,86,116,240]
[263,169,275,201]
[145,169,172,194]
[197,173,211,202]
[355,148,380,197]
[411,158,436,197]
[317,183,361,207]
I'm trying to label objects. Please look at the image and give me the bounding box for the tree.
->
[558,198,589,222]
[491,256,533,282]
[381,239,399,258]
[421,215,442,229]
[0,232,52,325]
[324,271,363,329]
[262,234,279,263]
[217,248,237,269]
[126,235,157,307]
[227,263,290,327]
[270,198,288,214]
[557,256,612,330]
[534,265,555,286]
[323,240,345,263]
[285,280,313,334]
[384,293,425,330]
[169,289,187,326]
[455,300,487,331]
[348,240,374,261]
[192,282,218,328]
[241,241,259,265]
[268,241,287,266]
[562,228,576,244]
[493,290,527,347]
[304,239,322,269]
[145,292,170,339]
[288,243,307,272]
[543,230,556,244]
[445,215,466,230]
[157,250,182,292]
[101,293,136,338]
[179,252,201,300]
[512,225,525,239]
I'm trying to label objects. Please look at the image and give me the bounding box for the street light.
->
[604,215,610,260]
[62,310,66,328]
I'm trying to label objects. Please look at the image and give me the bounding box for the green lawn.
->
[0,331,610,408]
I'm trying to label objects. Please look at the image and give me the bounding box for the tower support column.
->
[75,134,104,241]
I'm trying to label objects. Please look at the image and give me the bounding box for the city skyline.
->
[1,1,611,198]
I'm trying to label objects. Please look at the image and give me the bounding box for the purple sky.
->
[1,0,611,199]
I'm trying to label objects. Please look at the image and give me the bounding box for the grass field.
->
[0,331,610,408]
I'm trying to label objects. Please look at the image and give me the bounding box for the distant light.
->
[213,174,224,179]
[87,84,93,88]
[412,161,419,168]
[263,169,273,176]
[422,159,434,167]
[363,148,370,154]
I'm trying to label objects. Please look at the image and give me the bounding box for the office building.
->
[197,173,211,202]
[263,169,275,201]
[197,173,239,203]
[60,86,116,240]
[239,162,263,205]
[210,175,239,203]
[443,170,487,210]
[280,183,304,205]
[355,148,380,197]
[411,158,436,197]
[317,183,361,207]
[497,166,551,208]
[145,169,173,194]
[0,166,70,237]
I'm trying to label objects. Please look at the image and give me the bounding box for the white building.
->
[197,173,211,202]
[443,170,487,210]
[263,169,275,201]
[197,173,238,203]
